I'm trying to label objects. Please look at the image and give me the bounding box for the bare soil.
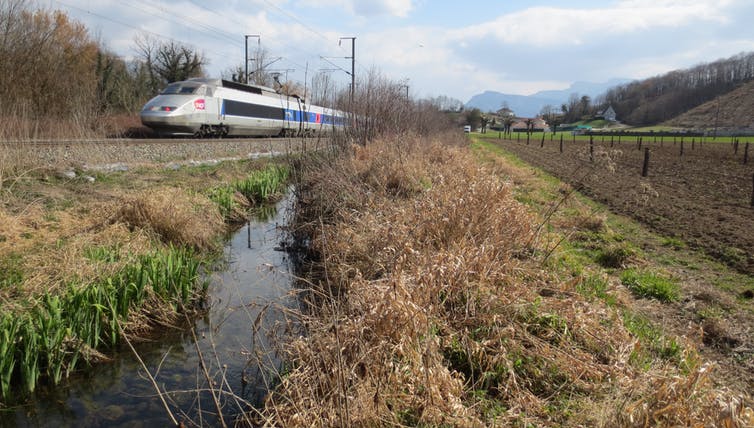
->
[487,134,754,274]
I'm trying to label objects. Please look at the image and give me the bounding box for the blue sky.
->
[53,0,754,102]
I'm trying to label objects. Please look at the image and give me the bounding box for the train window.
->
[179,85,199,94]
[161,83,201,95]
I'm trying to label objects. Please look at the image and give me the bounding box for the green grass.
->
[481,129,754,145]
[0,252,24,289]
[594,242,636,269]
[660,236,686,250]
[620,268,680,302]
[623,312,685,369]
[576,274,617,306]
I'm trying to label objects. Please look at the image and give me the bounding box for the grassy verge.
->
[262,133,752,426]
[477,130,754,145]
[0,156,289,401]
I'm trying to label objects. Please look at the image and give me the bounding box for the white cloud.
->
[297,0,414,17]
[457,0,732,47]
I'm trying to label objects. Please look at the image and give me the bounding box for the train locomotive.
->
[140,78,345,137]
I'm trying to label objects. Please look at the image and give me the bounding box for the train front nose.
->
[140,96,200,135]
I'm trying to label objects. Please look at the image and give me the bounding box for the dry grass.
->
[262,134,753,426]
[112,187,224,251]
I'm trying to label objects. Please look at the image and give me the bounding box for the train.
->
[140,78,346,137]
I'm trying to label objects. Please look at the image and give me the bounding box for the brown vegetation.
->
[113,187,224,251]
[0,157,268,326]
[0,1,210,140]
[666,79,754,132]
[261,134,752,426]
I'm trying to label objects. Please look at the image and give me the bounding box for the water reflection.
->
[4,195,296,427]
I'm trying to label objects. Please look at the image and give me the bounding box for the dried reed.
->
[261,134,753,427]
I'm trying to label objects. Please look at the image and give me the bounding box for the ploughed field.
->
[481,133,754,274]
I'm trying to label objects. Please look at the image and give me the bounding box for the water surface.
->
[5,195,296,427]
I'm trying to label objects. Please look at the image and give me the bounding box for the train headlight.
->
[149,106,178,112]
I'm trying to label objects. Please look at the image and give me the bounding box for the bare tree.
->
[134,34,206,94]
[344,67,454,144]
[540,104,563,132]
[310,71,337,107]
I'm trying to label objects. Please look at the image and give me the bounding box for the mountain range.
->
[465,78,631,117]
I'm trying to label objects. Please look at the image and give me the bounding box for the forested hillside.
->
[597,52,754,127]
[665,79,754,132]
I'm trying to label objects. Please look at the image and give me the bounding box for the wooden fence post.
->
[540,133,545,147]
[642,148,650,177]
[526,133,530,145]
[560,134,563,153]
[680,140,684,157]
[590,136,594,162]
[745,142,749,164]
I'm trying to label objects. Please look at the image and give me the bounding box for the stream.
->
[4,194,297,427]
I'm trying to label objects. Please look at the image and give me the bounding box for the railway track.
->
[1,136,316,146]
[1,136,330,169]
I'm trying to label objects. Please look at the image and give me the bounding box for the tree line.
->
[0,0,207,137]
[596,52,754,126]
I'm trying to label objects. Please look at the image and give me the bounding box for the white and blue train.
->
[140,78,346,137]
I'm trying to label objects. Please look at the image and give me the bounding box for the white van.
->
[463,125,471,133]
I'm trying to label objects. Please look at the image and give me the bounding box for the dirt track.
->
[483,134,754,274]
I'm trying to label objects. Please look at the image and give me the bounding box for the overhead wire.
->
[125,0,242,46]
[53,0,241,65]
[55,0,361,86]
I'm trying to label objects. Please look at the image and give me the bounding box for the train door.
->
[296,98,304,136]
[201,86,218,122]
[300,99,309,136]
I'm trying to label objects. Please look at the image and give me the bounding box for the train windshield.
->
[161,83,201,95]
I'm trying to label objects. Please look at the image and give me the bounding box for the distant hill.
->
[665,80,754,132]
[601,52,754,127]
[465,79,630,117]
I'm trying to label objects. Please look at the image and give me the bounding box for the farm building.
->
[595,105,617,122]
[512,117,548,132]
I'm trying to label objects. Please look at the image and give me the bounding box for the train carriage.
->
[140,78,345,138]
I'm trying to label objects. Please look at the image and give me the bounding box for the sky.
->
[47,0,754,103]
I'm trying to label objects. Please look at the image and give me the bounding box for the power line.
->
[54,0,361,86]
[126,0,242,46]
[53,0,241,64]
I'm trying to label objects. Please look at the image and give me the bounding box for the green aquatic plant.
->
[0,246,203,400]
